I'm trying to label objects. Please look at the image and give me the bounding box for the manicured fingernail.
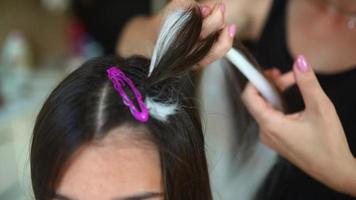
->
[219,3,225,13]
[228,24,237,38]
[200,5,210,17]
[296,55,309,73]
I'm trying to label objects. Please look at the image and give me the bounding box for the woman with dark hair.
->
[30,4,236,200]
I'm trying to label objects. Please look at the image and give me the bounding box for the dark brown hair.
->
[31,6,219,200]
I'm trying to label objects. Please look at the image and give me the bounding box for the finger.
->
[259,131,275,149]
[201,3,225,38]
[264,69,295,92]
[293,55,329,110]
[285,111,303,120]
[264,69,275,79]
[198,24,236,67]
[200,5,212,18]
[271,68,281,77]
[264,68,280,80]
[275,71,296,91]
[259,128,286,155]
[241,83,284,126]
[170,0,194,8]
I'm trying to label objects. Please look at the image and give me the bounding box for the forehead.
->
[56,126,162,200]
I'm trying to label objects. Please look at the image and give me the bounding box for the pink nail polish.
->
[228,24,237,38]
[296,55,309,73]
[220,3,225,13]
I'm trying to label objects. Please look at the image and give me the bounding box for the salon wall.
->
[0,0,69,65]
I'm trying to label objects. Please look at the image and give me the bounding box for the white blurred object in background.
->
[41,0,70,14]
[0,31,33,104]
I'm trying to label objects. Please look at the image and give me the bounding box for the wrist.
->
[332,156,356,196]
[342,157,356,196]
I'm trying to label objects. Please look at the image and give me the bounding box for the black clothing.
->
[245,0,356,199]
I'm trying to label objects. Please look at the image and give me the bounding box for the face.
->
[55,127,163,200]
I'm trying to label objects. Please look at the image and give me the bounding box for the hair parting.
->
[31,5,221,200]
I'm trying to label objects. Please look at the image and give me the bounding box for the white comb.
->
[225,48,282,109]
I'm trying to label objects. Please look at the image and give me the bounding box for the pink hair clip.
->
[107,67,149,122]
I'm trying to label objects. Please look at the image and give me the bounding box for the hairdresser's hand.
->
[242,56,356,197]
[163,1,236,67]
[196,3,237,67]
[117,1,236,67]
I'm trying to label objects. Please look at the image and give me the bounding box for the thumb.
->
[293,55,328,110]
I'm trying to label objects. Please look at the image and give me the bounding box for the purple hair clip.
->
[107,67,149,122]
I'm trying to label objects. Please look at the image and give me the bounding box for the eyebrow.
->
[54,192,163,200]
[54,194,73,200]
[115,192,163,200]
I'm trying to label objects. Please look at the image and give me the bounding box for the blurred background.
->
[0,0,167,199]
